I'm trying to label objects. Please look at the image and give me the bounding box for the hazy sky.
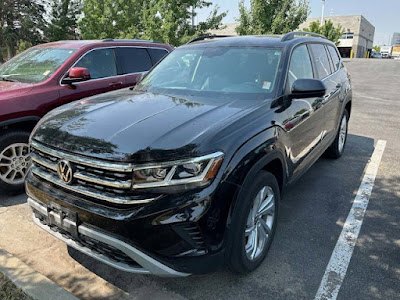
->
[196,0,399,45]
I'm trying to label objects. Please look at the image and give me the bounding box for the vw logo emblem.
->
[57,160,73,184]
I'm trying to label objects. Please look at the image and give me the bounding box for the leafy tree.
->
[141,0,226,45]
[46,0,82,41]
[236,0,310,35]
[373,46,381,53]
[0,0,46,60]
[302,20,344,45]
[79,0,143,40]
[79,0,226,46]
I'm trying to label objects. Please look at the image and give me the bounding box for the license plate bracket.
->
[48,203,78,237]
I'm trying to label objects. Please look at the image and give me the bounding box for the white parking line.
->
[315,140,387,300]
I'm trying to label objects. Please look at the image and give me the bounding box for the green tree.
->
[141,0,226,45]
[46,0,82,41]
[236,0,310,35]
[302,20,344,45]
[79,0,226,46]
[79,0,143,40]
[0,0,46,60]
[373,45,381,53]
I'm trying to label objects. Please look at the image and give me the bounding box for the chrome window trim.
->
[59,46,169,87]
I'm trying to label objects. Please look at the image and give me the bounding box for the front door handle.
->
[109,81,123,87]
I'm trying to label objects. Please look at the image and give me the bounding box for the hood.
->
[33,89,260,162]
[0,81,34,99]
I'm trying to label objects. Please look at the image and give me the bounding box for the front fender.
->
[222,126,288,187]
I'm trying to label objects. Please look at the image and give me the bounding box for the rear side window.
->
[147,48,169,65]
[75,48,117,79]
[309,44,332,79]
[327,45,341,72]
[116,47,152,74]
[288,44,314,88]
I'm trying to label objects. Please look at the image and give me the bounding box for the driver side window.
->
[287,45,314,89]
[74,48,117,79]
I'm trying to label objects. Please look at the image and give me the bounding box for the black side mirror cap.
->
[290,79,326,99]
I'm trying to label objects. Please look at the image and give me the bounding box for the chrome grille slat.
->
[32,166,157,204]
[30,141,158,205]
[74,172,131,189]
[31,140,134,172]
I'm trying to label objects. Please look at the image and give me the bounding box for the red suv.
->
[0,39,173,193]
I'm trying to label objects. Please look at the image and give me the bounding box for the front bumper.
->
[28,197,190,277]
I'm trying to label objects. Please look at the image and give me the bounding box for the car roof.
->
[33,40,172,50]
[181,35,336,49]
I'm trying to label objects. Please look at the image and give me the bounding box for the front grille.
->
[30,140,160,205]
[35,214,139,267]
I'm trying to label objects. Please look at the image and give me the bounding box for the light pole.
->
[320,0,326,26]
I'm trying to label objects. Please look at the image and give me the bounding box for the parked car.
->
[371,52,382,58]
[27,32,352,276]
[0,39,173,193]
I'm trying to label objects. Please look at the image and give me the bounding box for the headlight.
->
[132,152,224,189]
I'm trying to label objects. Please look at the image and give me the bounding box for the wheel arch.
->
[345,100,352,118]
[0,116,41,133]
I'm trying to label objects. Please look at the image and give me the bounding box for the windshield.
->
[0,47,77,83]
[136,47,282,100]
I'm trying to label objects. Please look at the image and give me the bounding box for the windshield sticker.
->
[262,81,271,90]
[42,70,51,76]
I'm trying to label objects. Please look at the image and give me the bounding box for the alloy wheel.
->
[245,186,276,261]
[0,143,31,185]
[338,115,347,153]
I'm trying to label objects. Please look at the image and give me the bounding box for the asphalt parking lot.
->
[0,59,399,300]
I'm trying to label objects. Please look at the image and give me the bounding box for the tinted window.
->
[288,45,314,87]
[75,48,117,79]
[309,44,332,79]
[116,48,152,74]
[327,45,341,72]
[147,48,169,65]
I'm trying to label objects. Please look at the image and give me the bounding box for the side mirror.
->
[290,79,326,99]
[62,67,91,85]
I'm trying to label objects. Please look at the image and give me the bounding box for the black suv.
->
[26,32,352,276]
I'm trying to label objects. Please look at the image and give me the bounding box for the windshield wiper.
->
[0,76,17,82]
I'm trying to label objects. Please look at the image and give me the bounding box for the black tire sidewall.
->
[227,170,280,273]
[335,110,349,156]
[326,109,349,159]
[0,130,30,194]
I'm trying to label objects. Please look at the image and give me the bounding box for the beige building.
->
[299,15,375,58]
[210,15,375,58]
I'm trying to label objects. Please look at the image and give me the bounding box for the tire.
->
[227,171,280,274]
[325,109,349,159]
[0,130,31,195]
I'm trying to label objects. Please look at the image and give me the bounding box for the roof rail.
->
[187,35,233,44]
[281,31,326,42]
[102,38,157,43]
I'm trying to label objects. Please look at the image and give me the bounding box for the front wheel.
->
[325,110,349,159]
[227,171,279,274]
[0,130,31,194]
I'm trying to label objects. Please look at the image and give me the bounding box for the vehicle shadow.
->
[68,134,386,300]
[0,190,27,207]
